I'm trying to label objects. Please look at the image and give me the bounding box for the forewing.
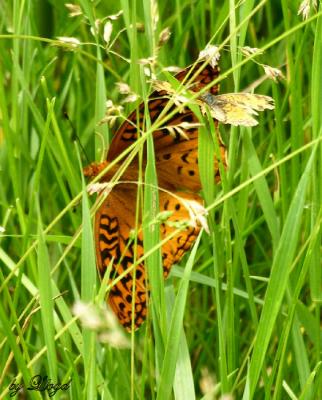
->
[107,61,220,160]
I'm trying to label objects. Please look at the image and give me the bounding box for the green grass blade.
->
[80,167,97,398]
[37,205,58,380]
[244,145,318,398]
[243,129,279,250]
[165,284,196,400]
[156,234,202,400]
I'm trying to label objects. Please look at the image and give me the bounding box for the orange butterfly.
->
[84,57,273,330]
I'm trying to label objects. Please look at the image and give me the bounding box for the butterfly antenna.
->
[63,110,91,165]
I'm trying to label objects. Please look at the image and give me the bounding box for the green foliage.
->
[0,1,321,399]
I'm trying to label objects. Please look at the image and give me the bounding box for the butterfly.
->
[84,56,274,330]
[200,92,274,126]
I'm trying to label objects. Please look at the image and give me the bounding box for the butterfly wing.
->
[158,190,203,277]
[171,61,220,96]
[201,93,275,126]
[106,61,220,161]
[155,133,226,191]
[95,183,203,330]
[95,184,147,330]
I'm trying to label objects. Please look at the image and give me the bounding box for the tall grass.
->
[0,1,321,399]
